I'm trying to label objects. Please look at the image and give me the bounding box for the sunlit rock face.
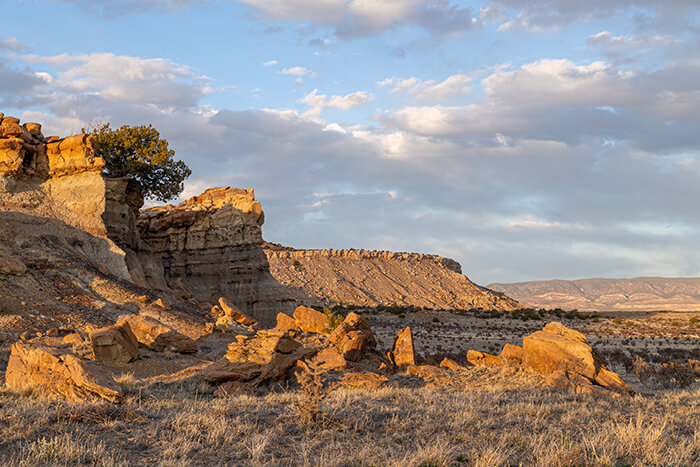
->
[138,187,293,327]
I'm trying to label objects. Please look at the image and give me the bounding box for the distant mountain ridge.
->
[488,277,700,311]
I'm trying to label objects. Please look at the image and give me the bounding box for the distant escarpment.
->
[138,187,293,326]
[265,247,520,311]
[489,277,700,311]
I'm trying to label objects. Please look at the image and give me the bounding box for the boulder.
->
[388,327,415,367]
[467,350,502,367]
[499,343,523,365]
[153,298,172,310]
[200,331,312,385]
[328,312,376,361]
[338,372,388,390]
[522,322,633,396]
[116,315,198,354]
[219,297,257,327]
[5,341,124,403]
[0,256,27,276]
[62,333,84,345]
[89,322,139,366]
[274,312,300,333]
[313,347,347,370]
[439,357,466,371]
[293,306,330,334]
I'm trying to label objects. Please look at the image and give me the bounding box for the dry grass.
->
[0,367,697,466]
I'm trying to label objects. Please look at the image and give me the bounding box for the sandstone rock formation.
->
[217,297,258,327]
[138,187,292,326]
[5,341,124,402]
[466,350,502,367]
[293,306,330,334]
[521,322,633,397]
[89,322,139,366]
[489,276,700,311]
[388,327,415,367]
[266,247,520,311]
[116,314,198,353]
[328,312,376,361]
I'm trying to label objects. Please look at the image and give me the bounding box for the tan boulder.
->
[219,297,258,327]
[274,312,300,333]
[293,305,330,334]
[0,137,24,175]
[522,322,633,396]
[499,343,523,365]
[467,350,502,367]
[439,357,466,371]
[90,322,138,366]
[5,341,124,403]
[0,117,23,138]
[62,333,84,345]
[338,372,388,390]
[116,315,198,353]
[0,256,27,276]
[328,312,376,361]
[388,326,415,367]
[313,347,347,370]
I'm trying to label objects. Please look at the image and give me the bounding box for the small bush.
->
[633,357,696,389]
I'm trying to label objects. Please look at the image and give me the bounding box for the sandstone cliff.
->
[489,277,700,311]
[265,248,520,311]
[138,187,293,326]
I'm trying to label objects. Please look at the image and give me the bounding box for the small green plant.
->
[323,306,344,330]
[613,318,623,325]
[689,317,698,325]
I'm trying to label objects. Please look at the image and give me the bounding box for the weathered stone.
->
[406,364,451,385]
[5,341,124,403]
[219,297,258,327]
[0,256,27,275]
[467,350,502,367]
[89,322,139,366]
[0,137,24,175]
[116,315,198,354]
[313,347,347,370]
[388,327,415,367]
[293,306,330,334]
[62,333,84,345]
[522,322,633,396]
[338,372,388,390]
[274,312,300,333]
[499,343,523,365]
[153,298,171,310]
[328,312,376,361]
[439,357,466,371]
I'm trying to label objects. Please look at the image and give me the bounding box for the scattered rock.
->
[218,297,258,327]
[328,312,376,361]
[388,327,415,367]
[499,343,523,365]
[467,350,502,367]
[293,306,330,334]
[274,312,300,333]
[5,341,124,403]
[62,333,84,345]
[89,322,139,366]
[116,315,198,354]
[338,372,388,390]
[153,298,172,310]
[313,347,347,370]
[439,357,466,371]
[0,256,27,276]
[406,364,451,386]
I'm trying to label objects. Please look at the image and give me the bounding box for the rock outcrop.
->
[388,327,415,367]
[89,322,139,366]
[116,314,198,353]
[5,341,124,403]
[266,247,520,311]
[138,187,292,326]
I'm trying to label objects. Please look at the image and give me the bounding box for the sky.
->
[2,1,700,285]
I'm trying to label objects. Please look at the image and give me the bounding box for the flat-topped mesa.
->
[265,246,520,311]
[138,187,290,327]
[266,248,463,274]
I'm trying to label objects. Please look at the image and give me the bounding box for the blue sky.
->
[2,0,700,284]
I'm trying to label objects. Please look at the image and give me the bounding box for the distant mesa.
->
[489,277,700,311]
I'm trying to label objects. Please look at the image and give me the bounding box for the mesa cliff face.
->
[265,248,520,311]
[138,187,293,326]
[489,277,700,311]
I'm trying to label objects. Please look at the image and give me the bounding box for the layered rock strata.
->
[266,248,520,311]
[138,187,292,326]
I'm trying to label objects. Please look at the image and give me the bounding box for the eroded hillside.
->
[266,247,520,311]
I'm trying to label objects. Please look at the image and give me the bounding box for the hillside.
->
[265,247,520,311]
[489,277,700,311]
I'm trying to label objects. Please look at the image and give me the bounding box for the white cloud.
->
[262,60,278,66]
[587,31,684,49]
[301,88,374,115]
[0,37,31,52]
[378,73,471,101]
[280,66,313,76]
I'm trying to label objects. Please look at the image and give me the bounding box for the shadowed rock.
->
[117,314,198,353]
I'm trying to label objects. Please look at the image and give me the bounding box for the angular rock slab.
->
[90,322,139,366]
[5,341,124,403]
[328,312,376,361]
[219,297,258,327]
[293,306,330,334]
[388,326,415,367]
[467,350,502,367]
[117,314,198,354]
